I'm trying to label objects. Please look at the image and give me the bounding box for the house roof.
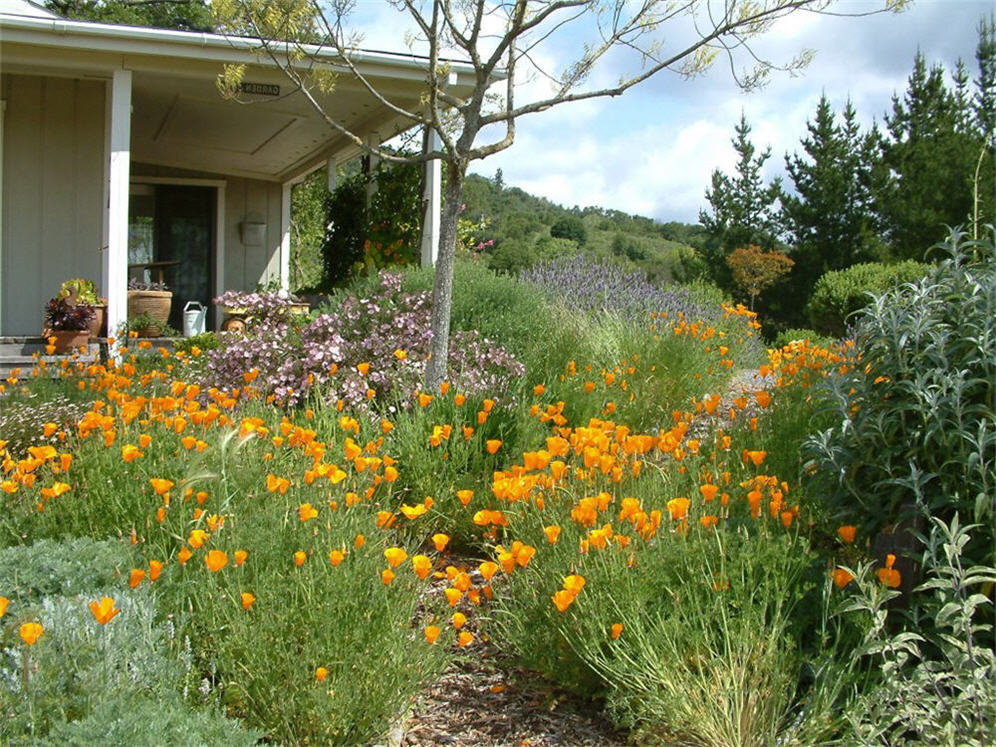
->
[0,7,484,182]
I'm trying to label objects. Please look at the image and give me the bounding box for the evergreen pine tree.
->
[780,96,880,313]
[973,16,996,233]
[699,114,782,288]
[874,52,981,259]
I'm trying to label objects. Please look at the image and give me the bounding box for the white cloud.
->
[350,1,990,224]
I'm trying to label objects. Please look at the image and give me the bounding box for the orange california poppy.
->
[177,546,193,566]
[381,568,396,586]
[299,503,319,522]
[128,568,145,588]
[384,547,408,568]
[148,560,163,581]
[205,550,228,572]
[456,489,474,506]
[315,666,328,682]
[329,549,346,567]
[412,554,432,579]
[432,533,450,552]
[452,611,467,629]
[0,596,9,618]
[234,550,248,567]
[611,623,623,640]
[832,568,854,589]
[294,550,307,567]
[424,625,441,644]
[19,621,44,645]
[188,529,209,549]
[552,589,575,613]
[837,525,857,544]
[485,439,502,454]
[478,561,499,582]
[121,444,143,463]
[241,592,256,610]
[877,554,901,588]
[88,597,120,626]
[457,631,474,647]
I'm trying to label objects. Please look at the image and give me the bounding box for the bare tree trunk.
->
[425,161,466,389]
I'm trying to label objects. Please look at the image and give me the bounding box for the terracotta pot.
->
[86,304,107,339]
[48,330,89,354]
[134,324,163,338]
[127,290,172,328]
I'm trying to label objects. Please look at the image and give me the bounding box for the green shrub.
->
[37,696,262,747]
[805,260,929,336]
[806,229,995,569]
[773,327,835,349]
[0,538,134,611]
[173,332,220,355]
[0,589,183,740]
[839,516,996,745]
[402,258,554,365]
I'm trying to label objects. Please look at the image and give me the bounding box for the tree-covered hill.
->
[457,171,703,282]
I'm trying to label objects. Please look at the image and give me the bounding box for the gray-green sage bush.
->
[806,228,995,569]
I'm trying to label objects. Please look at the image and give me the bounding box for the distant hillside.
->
[289,167,707,290]
[460,172,705,282]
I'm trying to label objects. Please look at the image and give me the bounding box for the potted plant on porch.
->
[58,278,107,338]
[128,279,172,336]
[43,296,94,353]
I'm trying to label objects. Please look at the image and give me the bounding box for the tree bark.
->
[424,160,466,389]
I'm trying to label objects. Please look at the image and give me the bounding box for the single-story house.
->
[0,0,472,335]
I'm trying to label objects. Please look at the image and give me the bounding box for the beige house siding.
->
[1,73,105,335]
[130,163,284,294]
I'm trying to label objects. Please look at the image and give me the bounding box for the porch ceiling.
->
[129,66,423,183]
[0,13,485,183]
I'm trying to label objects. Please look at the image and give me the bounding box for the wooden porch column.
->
[420,128,441,267]
[104,69,131,341]
[279,182,292,292]
[326,156,337,193]
[365,131,381,206]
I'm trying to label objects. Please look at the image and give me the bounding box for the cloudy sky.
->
[355,1,991,224]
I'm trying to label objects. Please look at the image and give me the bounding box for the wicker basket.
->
[127,290,172,327]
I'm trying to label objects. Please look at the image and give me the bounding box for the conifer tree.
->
[781,96,880,308]
[873,52,980,258]
[699,114,782,288]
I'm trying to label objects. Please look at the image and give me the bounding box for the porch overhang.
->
[0,13,481,183]
[1,9,492,337]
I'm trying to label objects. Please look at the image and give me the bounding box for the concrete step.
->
[0,337,106,380]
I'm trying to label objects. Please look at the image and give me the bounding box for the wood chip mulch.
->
[395,369,776,747]
[399,644,627,747]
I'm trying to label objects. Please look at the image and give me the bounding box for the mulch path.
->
[399,645,627,747]
[396,369,773,746]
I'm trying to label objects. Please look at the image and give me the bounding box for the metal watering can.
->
[183,301,207,337]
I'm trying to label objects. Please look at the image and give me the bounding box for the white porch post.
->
[420,128,442,266]
[365,131,380,205]
[279,182,292,292]
[326,156,337,193]
[105,69,132,341]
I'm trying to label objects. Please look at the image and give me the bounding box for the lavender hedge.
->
[522,255,723,324]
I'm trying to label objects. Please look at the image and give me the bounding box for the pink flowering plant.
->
[205,272,524,412]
